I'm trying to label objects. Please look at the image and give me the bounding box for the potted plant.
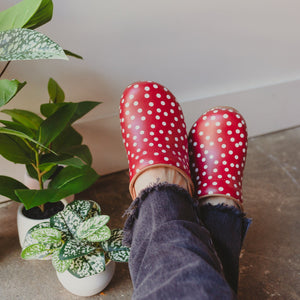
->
[21,199,130,297]
[0,0,100,246]
[0,77,100,246]
[0,0,81,108]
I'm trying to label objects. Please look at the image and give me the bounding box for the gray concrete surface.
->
[0,126,299,299]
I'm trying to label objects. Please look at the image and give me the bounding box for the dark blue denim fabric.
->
[123,183,250,300]
[198,204,251,293]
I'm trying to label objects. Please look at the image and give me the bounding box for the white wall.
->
[0,0,300,184]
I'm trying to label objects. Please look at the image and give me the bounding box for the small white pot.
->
[17,200,67,248]
[56,261,116,297]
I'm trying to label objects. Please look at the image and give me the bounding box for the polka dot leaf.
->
[68,256,96,278]
[86,225,111,242]
[0,28,67,61]
[23,221,51,249]
[31,227,62,246]
[21,243,53,260]
[52,249,72,273]
[67,199,94,220]
[100,229,130,262]
[76,215,110,240]
[108,248,130,263]
[59,239,96,260]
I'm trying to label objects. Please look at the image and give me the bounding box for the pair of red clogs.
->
[120,81,247,210]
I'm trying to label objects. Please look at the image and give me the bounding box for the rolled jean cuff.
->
[198,203,252,245]
[122,182,199,247]
[198,203,252,292]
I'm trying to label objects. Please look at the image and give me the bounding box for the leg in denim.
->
[123,183,239,300]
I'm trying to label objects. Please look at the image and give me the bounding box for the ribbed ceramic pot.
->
[56,261,116,297]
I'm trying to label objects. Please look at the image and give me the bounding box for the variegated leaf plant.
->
[0,0,82,107]
[21,199,130,278]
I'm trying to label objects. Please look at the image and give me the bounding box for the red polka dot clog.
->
[188,107,248,209]
[120,81,194,199]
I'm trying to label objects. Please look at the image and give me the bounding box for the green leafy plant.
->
[0,78,100,211]
[0,0,96,213]
[0,0,82,106]
[21,200,130,278]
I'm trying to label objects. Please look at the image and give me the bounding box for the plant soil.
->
[22,202,64,220]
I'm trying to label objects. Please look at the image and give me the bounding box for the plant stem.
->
[34,151,45,213]
[35,152,44,190]
[0,61,11,78]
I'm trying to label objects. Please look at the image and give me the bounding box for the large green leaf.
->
[52,249,72,273]
[60,145,92,166]
[38,153,86,170]
[39,103,77,146]
[0,0,52,31]
[0,79,26,107]
[0,120,35,138]
[42,157,85,169]
[15,188,62,210]
[69,101,101,124]
[0,127,45,148]
[21,243,52,260]
[0,127,36,142]
[23,0,53,30]
[0,127,54,155]
[40,101,100,123]
[0,133,34,164]
[76,215,110,240]
[40,102,65,117]
[48,78,65,103]
[2,108,43,131]
[51,127,83,152]
[59,239,95,260]
[0,28,68,61]
[17,166,99,210]
[48,165,99,195]
[0,175,28,202]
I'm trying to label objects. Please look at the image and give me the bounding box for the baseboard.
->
[1,80,299,203]
[181,79,300,137]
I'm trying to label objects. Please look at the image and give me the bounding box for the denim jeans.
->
[123,183,251,300]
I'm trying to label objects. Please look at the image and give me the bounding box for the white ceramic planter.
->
[17,200,67,248]
[18,172,72,247]
[56,261,116,297]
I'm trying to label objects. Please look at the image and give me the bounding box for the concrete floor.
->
[0,126,299,299]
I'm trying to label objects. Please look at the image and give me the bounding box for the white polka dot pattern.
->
[188,107,248,205]
[120,81,191,183]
